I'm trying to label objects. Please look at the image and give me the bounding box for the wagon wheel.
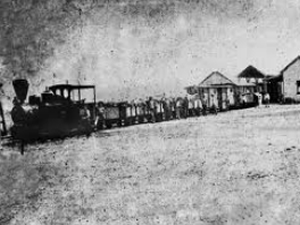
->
[117,120,122,127]
[124,118,131,126]
[139,115,145,123]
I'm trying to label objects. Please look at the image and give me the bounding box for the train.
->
[7,78,259,153]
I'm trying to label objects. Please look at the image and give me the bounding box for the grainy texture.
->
[1,1,300,224]
[0,0,299,102]
[1,105,300,224]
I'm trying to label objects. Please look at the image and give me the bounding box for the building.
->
[237,65,266,93]
[264,56,300,103]
[185,68,266,110]
[186,71,236,110]
[280,55,300,102]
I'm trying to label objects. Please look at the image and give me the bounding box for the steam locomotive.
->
[10,79,97,144]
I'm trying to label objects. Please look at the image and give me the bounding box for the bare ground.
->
[1,105,300,225]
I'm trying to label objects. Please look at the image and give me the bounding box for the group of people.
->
[144,95,212,123]
[92,95,215,129]
[91,91,272,129]
[253,92,270,107]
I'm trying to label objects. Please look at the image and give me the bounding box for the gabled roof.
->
[281,55,300,74]
[199,71,235,87]
[237,65,265,79]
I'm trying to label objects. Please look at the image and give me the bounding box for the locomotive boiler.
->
[10,79,97,143]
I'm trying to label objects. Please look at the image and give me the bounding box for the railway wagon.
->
[124,102,137,126]
[101,102,123,129]
[99,101,147,128]
[135,102,148,124]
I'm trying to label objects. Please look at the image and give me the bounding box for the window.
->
[297,81,300,94]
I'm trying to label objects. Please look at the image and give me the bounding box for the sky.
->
[2,0,300,101]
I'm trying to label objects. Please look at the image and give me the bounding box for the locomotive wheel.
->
[97,122,104,130]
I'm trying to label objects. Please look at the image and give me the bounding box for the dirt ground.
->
[1,105,300,225]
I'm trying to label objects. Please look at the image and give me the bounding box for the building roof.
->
[199,71,236,87]
[264,75,277,80]
[237,65,265,79]
[265,74,283,82]
[280,55,300,74]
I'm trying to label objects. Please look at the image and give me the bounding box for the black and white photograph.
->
[1,0,300,224]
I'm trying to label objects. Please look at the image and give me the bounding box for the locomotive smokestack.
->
[12,79,29,104]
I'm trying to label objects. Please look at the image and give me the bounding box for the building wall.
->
[283,59,300,101]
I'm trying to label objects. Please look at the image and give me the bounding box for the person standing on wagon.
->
[149,97,156,123]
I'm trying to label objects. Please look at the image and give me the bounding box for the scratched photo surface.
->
[1,0,300,224]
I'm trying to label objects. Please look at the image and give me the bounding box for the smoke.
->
[0,0,268,104]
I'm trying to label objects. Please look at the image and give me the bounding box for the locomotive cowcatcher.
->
[11,79,97,146]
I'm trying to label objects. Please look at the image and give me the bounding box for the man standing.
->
[95,102,105,130]
[183,96,189,118]
[149,97,156,123]
[258,92,262,107]
[264,92,270,108]
[202,94,208,116]
[176,98,182,119]
[164,97,171,121]
[254,92,262,107]
[194,96,202,116]
[188,97,194,117]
